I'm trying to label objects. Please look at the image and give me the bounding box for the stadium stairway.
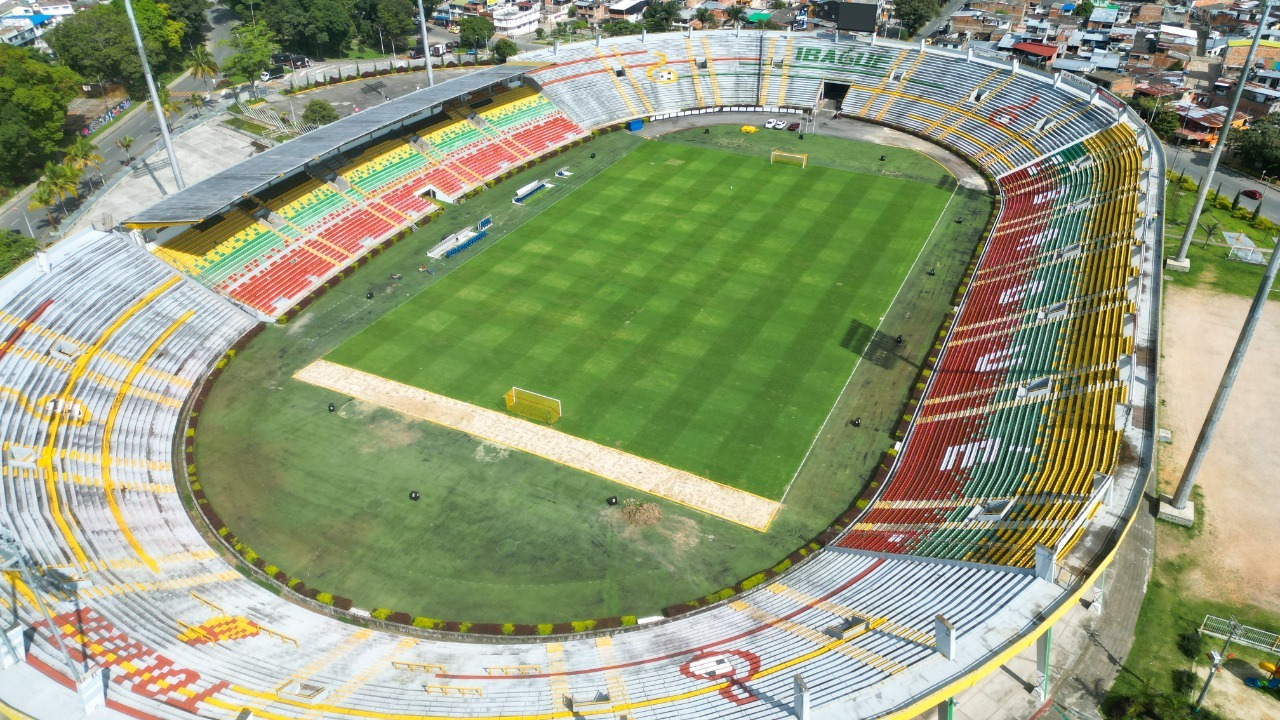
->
[5,35,1159,720]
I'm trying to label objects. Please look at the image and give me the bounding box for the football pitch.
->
[326,140,956,500]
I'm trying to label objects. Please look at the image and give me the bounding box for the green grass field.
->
[327,140,956,498]
[197,128,993,622]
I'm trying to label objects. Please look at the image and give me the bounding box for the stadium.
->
[0,30,1160,720]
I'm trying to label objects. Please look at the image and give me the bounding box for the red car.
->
[1242,188,1263,200]
[787,122,801,131]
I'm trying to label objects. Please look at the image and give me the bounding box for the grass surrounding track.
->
[327,140,955,498]
[196,126,993,622]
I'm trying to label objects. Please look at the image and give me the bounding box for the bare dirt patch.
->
[620,498,662,527]
[1158,286,1280,614]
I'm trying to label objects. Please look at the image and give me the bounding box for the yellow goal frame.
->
[503,386,563,424]
[770,150,808,168]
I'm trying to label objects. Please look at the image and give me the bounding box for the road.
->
[1163,141,1280,224]
[0,4,236,241]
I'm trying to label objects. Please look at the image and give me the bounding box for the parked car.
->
[1243,188,1263,200]
[787,121,801,131]
[408,44,425,59]
[270,52,292,66]
[763,119,777,128]
[445,40,458,50]
[260,64,287,82]
[289,54,311,69]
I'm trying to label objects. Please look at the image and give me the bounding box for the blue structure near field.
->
[626,119,643,131]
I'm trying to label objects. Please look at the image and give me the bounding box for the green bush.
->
[621,616,637,626]
[287,578,302,588]
[571,620,596,632]
[189,481,201,491]
[217,527,229,536]
[501,623,515,635]
[263,565,279,576]
[412,616,439,629]
[371,608,392,620]
[242,548,258,563]
[740,572,767,591]
[536,623,554,635]
[771,558,792,574]
[457,621,473,633]
[316,592,334,606]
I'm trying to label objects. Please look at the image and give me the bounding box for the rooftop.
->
[126,66,531,226]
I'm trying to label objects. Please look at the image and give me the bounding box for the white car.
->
[764,118,780,129]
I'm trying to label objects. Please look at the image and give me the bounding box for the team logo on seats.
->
[678,649,762,705]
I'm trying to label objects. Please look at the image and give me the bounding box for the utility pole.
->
[1195,617,1239,709]
[123,0,185,191]
[1168,238,1280,512]
[418,0,435,87]
[1171,0,1269,267]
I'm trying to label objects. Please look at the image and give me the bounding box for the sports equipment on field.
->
[770,150,808,168]
[504,386,563,424]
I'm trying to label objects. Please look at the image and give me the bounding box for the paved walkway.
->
[295,359,782,531]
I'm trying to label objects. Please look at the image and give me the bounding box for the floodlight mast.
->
[418,0,435,87]
[1172,0,1270,264]
[0,535,80,681]
[1170,237,1280,509]
[123,0,185,191]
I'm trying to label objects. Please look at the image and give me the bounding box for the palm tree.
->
[116,135,136,165]
[724,5,747,28]
[187,45,220,95]
[65,137,105,189]
[187,93,208,117]
[27,185,58,229]
[39,161,77,215]
[158,88,184,131]
[695,7,716,28]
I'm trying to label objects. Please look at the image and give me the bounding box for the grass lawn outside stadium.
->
[195,125,994,623]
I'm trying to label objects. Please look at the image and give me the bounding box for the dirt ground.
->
[1158,286,1280,615]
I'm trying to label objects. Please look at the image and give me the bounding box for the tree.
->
[895,0,938,37]
[65,137,106,189]
[1149,110,1179,139]
[1072,0,1094,17]
[116,135,136,164]
[45,0,186,99]
[221,21,280,96]
[1252,201,1263,223]
[602,19,643,36]
[1229,113,1280,175]
[27,185,59,229]
[642,0,681,31]
[166,0,213,50]
[188,44,220,94]
[458,15,494,52]
[0,45,82,187]
[147,86,185,129]
[0,229,39,276]
[493,38,519,64]
[535,27,545,40]
[187,92,208,116]
[301,98,339,125]
[724,5,747,27]
[38,161,78,215]
[376,0,416,39]
[263,0,354,55]
[694,7,716,28]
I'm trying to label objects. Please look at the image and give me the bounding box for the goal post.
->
[770,150,808,168]
[503,387,563,424]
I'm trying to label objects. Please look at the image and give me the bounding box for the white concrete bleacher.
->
[522,32,1118,178]
[1,30,1157,720]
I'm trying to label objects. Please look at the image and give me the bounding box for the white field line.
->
[295,360,781,532]
[778,184,962,506]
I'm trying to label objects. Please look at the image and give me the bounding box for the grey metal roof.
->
[127,65,532,226]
